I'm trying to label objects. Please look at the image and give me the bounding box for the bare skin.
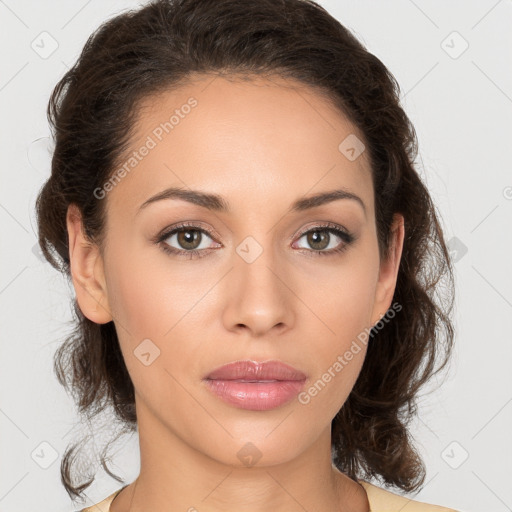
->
[67,73,404,512]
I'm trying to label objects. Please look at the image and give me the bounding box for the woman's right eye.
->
[157,224,220,258]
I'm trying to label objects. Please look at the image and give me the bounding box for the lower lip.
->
[204,379,306,411]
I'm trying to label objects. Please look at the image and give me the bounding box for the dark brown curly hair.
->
[35,0,455,501]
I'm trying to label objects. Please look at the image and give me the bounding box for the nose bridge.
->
[222,232,294,335]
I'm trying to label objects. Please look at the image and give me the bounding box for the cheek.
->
[103,243,212,387]
[298,242,379,350]
[293,248,378,412]
[105,243,198,340]
[296,280,372,426]
[323,270,377,354]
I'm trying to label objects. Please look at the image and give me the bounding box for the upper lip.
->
[205,360,307,381]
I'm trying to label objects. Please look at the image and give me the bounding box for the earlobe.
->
[66,204,113,324]
[371,213,405,325]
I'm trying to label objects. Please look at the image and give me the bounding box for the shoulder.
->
[358,480,461,512]
[75,487,125,512]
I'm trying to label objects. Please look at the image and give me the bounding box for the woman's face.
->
[68,74,403,468]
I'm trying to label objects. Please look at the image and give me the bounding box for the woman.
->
[35,0,459,510]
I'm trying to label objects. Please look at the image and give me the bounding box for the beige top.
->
[78,479,460,511]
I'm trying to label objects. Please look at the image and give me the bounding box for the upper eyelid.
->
[294,222,348,236]
[158,221,216,237]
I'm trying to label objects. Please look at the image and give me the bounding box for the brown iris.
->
[177,229,202,250]
[306,230,330,250]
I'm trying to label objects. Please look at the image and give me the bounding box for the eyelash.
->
[154,221,355,260]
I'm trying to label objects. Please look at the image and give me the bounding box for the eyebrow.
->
[137,186,366,217]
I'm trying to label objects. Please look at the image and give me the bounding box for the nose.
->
[221,245,295,337]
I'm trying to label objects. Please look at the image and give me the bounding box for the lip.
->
[203,360,307,411]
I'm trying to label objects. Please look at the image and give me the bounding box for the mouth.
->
[203,360,307,411]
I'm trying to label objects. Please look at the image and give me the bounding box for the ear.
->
[66,204,113,324]
[370,213,405,325]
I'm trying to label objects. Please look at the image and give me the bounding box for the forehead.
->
[107,73,373,218]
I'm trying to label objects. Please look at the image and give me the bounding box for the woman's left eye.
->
[293,225,355,256]
[156,223,355,259]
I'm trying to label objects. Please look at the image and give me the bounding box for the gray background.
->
[1,1,511,511]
